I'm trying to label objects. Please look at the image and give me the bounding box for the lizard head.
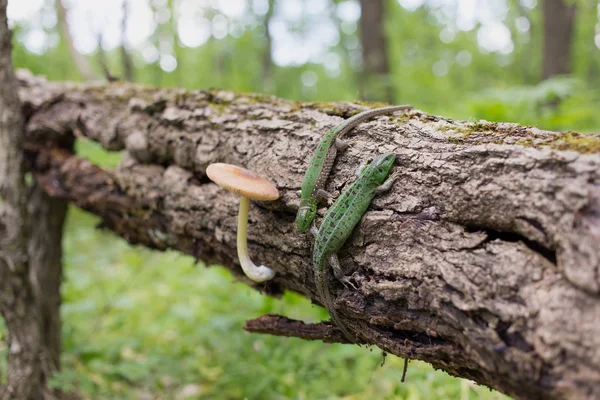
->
[368,153,397,184]
[295,204,317,232]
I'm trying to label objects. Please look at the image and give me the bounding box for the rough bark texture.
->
[359,0,393,103]
[0,6,42,399]
[17,71,600,400]
[27,185,68,386]
[542,0,576,79]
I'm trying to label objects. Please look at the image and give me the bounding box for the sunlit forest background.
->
[2,0,599,398]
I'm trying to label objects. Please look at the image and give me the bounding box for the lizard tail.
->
[315,270,357,344]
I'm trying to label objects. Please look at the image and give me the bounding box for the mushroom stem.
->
[237,196,276,282]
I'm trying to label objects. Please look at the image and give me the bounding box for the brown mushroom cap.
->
[206,163,280,201]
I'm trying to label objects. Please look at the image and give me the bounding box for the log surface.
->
[18,71,600,400]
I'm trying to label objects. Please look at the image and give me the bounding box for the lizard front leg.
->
[310,225,319,238]
[355,160,370,177]
[374,171,399,193]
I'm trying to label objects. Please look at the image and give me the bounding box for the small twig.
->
[401,338,411,382]
[368,350,387,384]
[244,314,363,344]
[401,357,409,382]
[96,32,119,82]
[380,351,387,367]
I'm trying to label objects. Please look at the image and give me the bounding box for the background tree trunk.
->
[260,0,276,90]
[0,4,42,399]
[359,0,393,103]
[17,72,600,400]
[55,0,95,81]
[27,185,68,390]
[542,0,576,79]
[120,0,135,82]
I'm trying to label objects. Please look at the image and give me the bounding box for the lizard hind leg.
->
[315,189,333,205]
[329,254,358,290]
[334,138,351,151]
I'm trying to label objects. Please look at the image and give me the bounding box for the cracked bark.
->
[0,6,42,399]
[27,184,68,390]
[17,70,600,400]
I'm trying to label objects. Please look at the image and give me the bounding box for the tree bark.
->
[542,0,576,80]
[359,0,393,103]
[0,5,42,399]
[17,71,600,400]
[27,185,68,389]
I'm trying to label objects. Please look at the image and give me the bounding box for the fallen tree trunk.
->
[17,70,600,400]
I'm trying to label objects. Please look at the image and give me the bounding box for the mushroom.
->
[206,163,279,282]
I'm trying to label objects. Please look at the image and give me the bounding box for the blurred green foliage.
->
[3,0,599,398]
[469,76,600,131]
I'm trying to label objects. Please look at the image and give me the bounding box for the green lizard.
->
[310,152,398,341]
[296,105,411,232]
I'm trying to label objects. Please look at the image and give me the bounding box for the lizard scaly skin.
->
[296,105,411,232]
[311,153,398,341]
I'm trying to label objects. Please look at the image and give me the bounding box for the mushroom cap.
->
[206,163,280,201]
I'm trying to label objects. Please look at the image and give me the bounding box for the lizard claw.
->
[340,276,358,290]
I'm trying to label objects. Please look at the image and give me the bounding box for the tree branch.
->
[244,314,353,344]
[18,71,600,400]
